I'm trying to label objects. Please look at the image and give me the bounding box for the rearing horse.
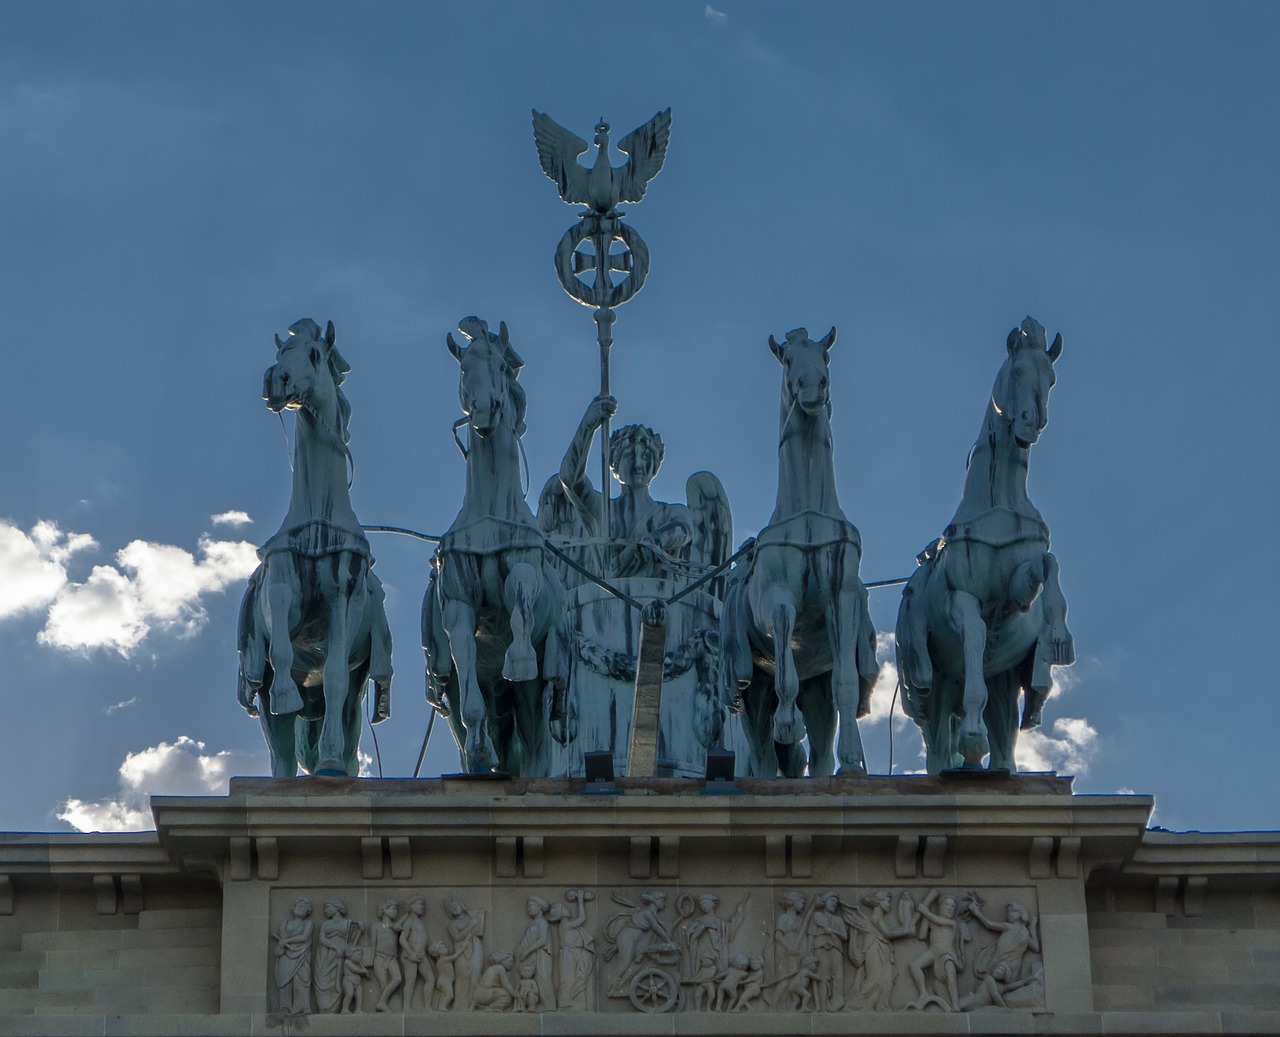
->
[422,317,568,774]
[237,318,393,777]
[896,316,1074,773]
[721,327,880,777]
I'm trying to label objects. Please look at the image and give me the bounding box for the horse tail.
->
[718,577,754,704]
[236,565,266,714]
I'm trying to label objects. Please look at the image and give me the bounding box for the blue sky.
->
[1,2,1276,833]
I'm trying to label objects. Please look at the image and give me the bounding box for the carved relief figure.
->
[961,899,1042,1010]
[314,898,354,1013]
[907,891,970,1011]
[897,317,1074,772]
[514,896,557,1011]
[764,954,820,1011]
[549,889,595,1011]
[514,964,540,1012]
[399,895,433,1012]
[721,328,880,777]
[689,892,748,981]
[371,900,404,1012]
[445,896,485,1010]
[428,941,460,1011]
[271,897,314,1014]
[806,891,849,1011]
[341,941,370,1014]
[766,890,806,982]
[472,951,517,1011]
[422,317,569,775]
[238,319,394,776]
[603,890,672,996]
[847,890,915,1011]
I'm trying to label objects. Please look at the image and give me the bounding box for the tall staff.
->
[533,109,671,574]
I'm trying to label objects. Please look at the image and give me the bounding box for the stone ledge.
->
[0,1010,1271,1037]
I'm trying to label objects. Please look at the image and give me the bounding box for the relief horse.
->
[237,318,393,777]
[422,317,569,774]
[896,317,1074,773]
[721,328,880,777]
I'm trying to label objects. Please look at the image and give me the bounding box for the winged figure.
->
[533,108,672,216]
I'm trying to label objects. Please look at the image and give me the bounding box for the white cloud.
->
[58,736,268,832]
[1016,716,1099,774]
[104,697,139,715]
[38,535,259,656]
[0,520,96,619]
[705,4,727,25]
[211,510,253,528]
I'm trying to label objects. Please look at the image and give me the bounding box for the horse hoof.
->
[957,731,989,766]
[773,714,807,745]
[269,683,304,715]
[502,645,538,683]
[314,763,346,777]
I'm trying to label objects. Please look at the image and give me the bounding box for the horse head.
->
[993,316,1062,448]
[447,317,527,439]
[770,326,835,417]
[263,318,349,424]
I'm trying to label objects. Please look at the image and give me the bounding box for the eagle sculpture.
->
[532,108,672,217]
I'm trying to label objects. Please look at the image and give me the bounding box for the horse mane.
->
[327,349,353,445]
[507,371,527,439]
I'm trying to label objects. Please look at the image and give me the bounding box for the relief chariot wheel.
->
[628,966,678,1013]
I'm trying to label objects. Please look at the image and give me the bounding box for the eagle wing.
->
[616,107,672,204]
[532,109,591,205]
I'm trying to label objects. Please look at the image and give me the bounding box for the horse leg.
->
[338,657,372,777]
[441,597,498,772]
[737,672,779,778]
[769,601,804,744]
[366,572,393,723]
[316,554,363,775]
[798,675,836,777]
[512,675,550,777]
[984,670,1021,772]
[947,590,990,768]
[264,581,303,715]
[501,560,540,682]
[258,691,298,777]
[825,548,870,774]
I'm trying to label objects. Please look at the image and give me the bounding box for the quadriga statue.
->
[720,328,880,777]
[237,319,393,777]
[422,317,570,775]
[896,316,1075,773]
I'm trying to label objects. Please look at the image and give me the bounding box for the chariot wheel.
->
[629,967,677,1013]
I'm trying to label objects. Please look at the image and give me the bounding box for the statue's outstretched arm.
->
[560,395,616,496]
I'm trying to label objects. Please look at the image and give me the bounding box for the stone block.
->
[1088,911,1170,930]
[1092,984,1155,1011]
[1098,1010,1223,1033]
[123,927,219,950]
[1033,1013,1105,1034]
[0,1013,104,1036]
[137,909,219,931]
[1219,1011,1280,1034]
[103,1014,252,1037]
[117,944,220,969]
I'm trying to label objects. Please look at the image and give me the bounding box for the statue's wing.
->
[532,110,591,204]
[686,471,732,595]
[616,107,672,203]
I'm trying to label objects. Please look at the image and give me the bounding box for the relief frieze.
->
[268,886,1044,1015]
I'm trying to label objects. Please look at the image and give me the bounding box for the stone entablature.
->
[0,780,1276,1035]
